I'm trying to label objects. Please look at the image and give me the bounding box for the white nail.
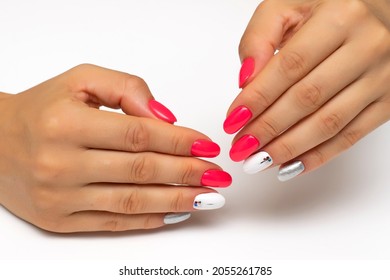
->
[193,193,225,210]
[243,151,273,174]
[278,161,305,182]
[164,213,191,225]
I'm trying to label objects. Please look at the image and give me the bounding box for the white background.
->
[1,0,390,277]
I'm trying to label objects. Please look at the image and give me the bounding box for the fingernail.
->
[164,212,191,225]
[239,57,255,88]
[201,169,232,188]
[278,161,305,182]
[193,193,225,210]
[229,134,260,162]
[191,139,221,158]
[223,105,253,134]
[149,100,177,124]
[243,151,273,174]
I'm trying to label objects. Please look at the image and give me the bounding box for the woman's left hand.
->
[224,0,390,181]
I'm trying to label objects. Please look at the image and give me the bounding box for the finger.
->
[65,64,176,123]
[225,7,347,133]
[278,101,390,181]
[242,77,378,171]
[238,2,283,87]
[74,185,223,214]
[74,108,220,157]
[235,37,374,147]
[81,150,230,187]
[60,211,167,232]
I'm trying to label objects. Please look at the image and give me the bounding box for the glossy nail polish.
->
[223,105,252,134]
[149,100,177,124]
[193,193,225,210]
[201,169,232,188]
[243,151,273,174]
[164,212,191,225]
[229,134,260,162]
[239,57,255,88]
[278,161,305,182]
[191,139,221,158]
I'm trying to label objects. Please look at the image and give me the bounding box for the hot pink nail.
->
[229,134,260,162]
[149,100,177,124]
[239,57,255,88]
[223,105,252,134]
[191,139,221,158]
[201,169,232,188]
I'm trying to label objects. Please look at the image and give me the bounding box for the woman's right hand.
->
[0,64,231,233]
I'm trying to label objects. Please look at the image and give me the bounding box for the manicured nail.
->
[239,57,255,88]
[223,106,252,134]
[193,193,225,210]
[229,134,260,162]
[201,169,232,188]
[164,212,191,225]
[191,139,221,158]
[149,100,177,124]
[278,161,305,182]
[243,151,273,174]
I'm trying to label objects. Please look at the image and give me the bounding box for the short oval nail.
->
[229,134,260,162]
[149,100,177,124]
[193,193,225,210]
[243,151,273,174]
[201,169,232,188]
[223,105,252,134]
[164,213,191,225]
[278,161,305,182]
[239,57,255,88]
[191,139,221,158]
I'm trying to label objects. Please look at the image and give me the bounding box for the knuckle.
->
[104,214,124,232]
[143,214,156,229]
[341,0,369,21]
[339,128,362,149]
[128,156,155,183]
[277,141,296,163]
[259,116,280,139]
[312,149,327,166]
[121,74,148,95]
[171,133,185,155]
[124,120,149,152]
[250,84,273,110]
[170,191,185,212]
[278,50,307,79]
[180,163,195,185]
[294,82,323,112]
[30,152,62,185]
[318,113,344,138]
[120,188,146,213]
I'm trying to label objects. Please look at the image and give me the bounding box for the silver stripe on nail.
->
[278,161,305,182]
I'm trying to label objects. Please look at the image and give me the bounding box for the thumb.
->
[67,64,177,123]
[238,2,295,88]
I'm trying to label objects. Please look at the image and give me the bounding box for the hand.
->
[224,0,390,181]
[0,64,231,233]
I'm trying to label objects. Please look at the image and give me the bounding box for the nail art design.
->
[148,100,177,124]
[191,139,221,158]
[201,169,232,188]
[164,213,191,225]
[223,106,253,134]
[243,151,273,174]
[229,134,260,162]
[278,161,305,182]
[239,57,255,88]
[193,193,225,210]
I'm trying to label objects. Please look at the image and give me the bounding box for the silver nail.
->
[164,213,191,225]
[278,161,305,182]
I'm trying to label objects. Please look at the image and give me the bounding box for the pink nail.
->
[149,100,177,124]
[223,105,252,134]
[229,134,260,162]
[191,139,221,158]
[201,169,232,188]
[239,57,255,88]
